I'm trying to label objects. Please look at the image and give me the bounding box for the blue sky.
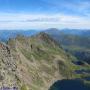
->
[0,0,90,29]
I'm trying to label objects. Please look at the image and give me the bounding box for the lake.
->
[49,79,90,90]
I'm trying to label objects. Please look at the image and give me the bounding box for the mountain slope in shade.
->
[44,28,90,48]
[44,28,90,64]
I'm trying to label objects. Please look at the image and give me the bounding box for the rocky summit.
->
[0,42,17,88]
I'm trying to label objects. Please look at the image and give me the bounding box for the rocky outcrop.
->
[0,42,18,89]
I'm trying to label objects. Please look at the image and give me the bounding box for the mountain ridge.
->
[0,32,78,90]
[0,31,90,90]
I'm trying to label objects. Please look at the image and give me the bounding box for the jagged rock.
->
[0,73,4,81]
[0,42,18,88]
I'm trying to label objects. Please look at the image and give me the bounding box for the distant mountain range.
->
[0,28,90,64]
[44,28,90,37]
[0,28,90,42]
[44,28,90,64]
[44,28,90,49]
[0,30,40,42]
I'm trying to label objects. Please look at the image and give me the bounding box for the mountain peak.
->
[36,32,60,46]
[37,32,50,39]
[46,28,59,31]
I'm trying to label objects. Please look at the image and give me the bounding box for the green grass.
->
[21,85,28,90]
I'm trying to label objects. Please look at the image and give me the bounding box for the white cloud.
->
[0,13,90,30]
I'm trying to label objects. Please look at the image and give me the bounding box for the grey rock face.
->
[0,42,18,88]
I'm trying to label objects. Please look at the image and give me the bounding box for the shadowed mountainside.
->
[44,28,90,64]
